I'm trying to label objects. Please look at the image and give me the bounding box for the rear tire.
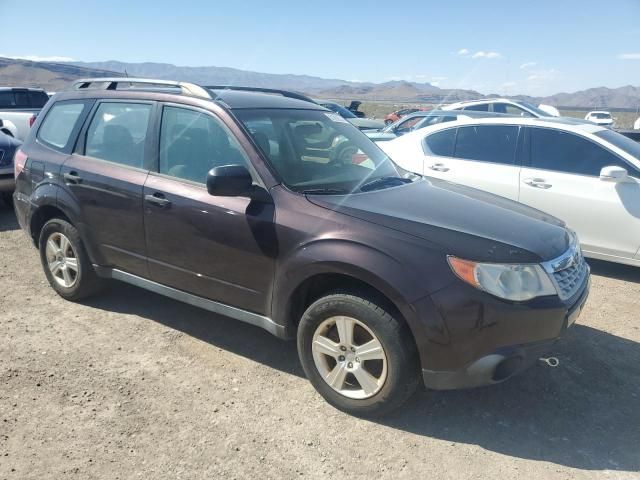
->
[38,218,104,301]
[384,119,393,126]
[297,291,420,417]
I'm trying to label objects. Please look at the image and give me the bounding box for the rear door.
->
[142,104,275,314]
[422,124,522,200]
[519,127,640,260]
[59,100,154,276]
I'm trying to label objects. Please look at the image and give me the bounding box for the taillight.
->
[29,115,36,127]
[14,149,27,178]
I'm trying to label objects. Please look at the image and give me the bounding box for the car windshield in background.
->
[321,103,357,119]
[519,101,553,117]
[592,113,612,119]
[235,108,414,193]
[595,129,640,163]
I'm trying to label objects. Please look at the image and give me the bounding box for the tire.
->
[1,192,13,206]
[38,218,104,301]
[297,291,420,416]
[384,119,393,126]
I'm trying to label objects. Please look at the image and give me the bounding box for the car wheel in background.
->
[297,291,420,416]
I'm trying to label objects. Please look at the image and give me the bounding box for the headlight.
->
[448,256,557,301]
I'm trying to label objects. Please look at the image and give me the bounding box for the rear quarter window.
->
[423,128,456,157]
[37,101,88,150]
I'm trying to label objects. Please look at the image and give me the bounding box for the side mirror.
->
[599,165,628,182]
[206,164,253,196]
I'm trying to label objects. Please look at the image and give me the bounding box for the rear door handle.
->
[523,178,552,189]
[145,193,172,208]
[63,171,83,184]
[428,163,450,172]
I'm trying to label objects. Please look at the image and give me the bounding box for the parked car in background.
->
[347,100,365,118]
[585,111,614,128]
[384,108,426,125]
[14,78,589,416]
[538,104,561,117]
[634,116,640,130]
[381,116,640,266]
[0,130,22,203]
[0,87,49,140]
[315,100,385,130]
[442,98,558,118]
[366,110,515,142]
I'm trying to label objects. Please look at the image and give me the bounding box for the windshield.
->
[595,129,640,160]
[320,102,357,119]
[518,101,553,117]
[235,108,414,193]
[591,112,612,119]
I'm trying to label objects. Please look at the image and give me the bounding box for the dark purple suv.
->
[13,78,590,416]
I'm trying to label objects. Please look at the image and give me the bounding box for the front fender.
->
[271,238,449,347]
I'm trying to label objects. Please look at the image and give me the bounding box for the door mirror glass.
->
[599,165,628,182]
[206,164,253,196]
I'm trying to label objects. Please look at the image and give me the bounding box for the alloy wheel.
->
[45,232,79,288]
[311,316,388,399]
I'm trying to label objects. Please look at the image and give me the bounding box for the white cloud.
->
[471,51,502,59]
[501,81,517,88]
[0,54,74,62]
[520,62,537,69]
[457,48,470,56]
[527,68,559,82]
[431,76,448,81]
[617,53,640,60]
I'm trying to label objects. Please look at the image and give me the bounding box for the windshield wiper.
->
[359,176,412,192]
[300,187,349,195]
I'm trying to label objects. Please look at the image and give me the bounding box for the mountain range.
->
[1,57,639,109]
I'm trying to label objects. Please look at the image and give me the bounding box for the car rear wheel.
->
[39,218,104,301]
[297,291,420,416]
[384,119,393,126]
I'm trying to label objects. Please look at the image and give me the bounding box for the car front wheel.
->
[297,291,420,416]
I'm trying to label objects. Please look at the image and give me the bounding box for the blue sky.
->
[1,0,639,96]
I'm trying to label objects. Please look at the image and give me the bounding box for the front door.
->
[60,100,154,276]
[143,104,276,314]
[519,127,640,260]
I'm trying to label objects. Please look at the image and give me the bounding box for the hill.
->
[1,57,639,109]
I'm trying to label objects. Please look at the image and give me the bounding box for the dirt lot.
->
[1,200,639,480]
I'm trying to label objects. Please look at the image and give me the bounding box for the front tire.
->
[297,291,420,416]
[39,218,104,301]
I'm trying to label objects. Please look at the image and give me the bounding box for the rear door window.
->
[423,128,456,157]
[529,127,633,176]
[454,125,519,165]
[85,102,152,168]
[37,101,88,150]
[462,104,489,112]
[29,91,49,108]
[493,103,533,117]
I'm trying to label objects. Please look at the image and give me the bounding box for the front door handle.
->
[523,178,552,189]
[145,193,172,208]
[428,163,450,172]
[63,171,83,184]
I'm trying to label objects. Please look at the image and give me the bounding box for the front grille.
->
[552,256,588,300]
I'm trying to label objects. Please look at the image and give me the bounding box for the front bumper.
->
[415,270,590,390]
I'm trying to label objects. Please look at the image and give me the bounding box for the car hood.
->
[348,117,386,130]
[365,131,397,142]
[306,178,570,263]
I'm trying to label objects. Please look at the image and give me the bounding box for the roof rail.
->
[205,85,316,104]
[72,77,213,99]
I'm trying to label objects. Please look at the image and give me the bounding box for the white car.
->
[380,116,640,266]
[634,117,640,130]
[585,111,614,128]
[442,98,560,118]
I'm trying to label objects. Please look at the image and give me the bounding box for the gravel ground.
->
[1,200,639,480]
